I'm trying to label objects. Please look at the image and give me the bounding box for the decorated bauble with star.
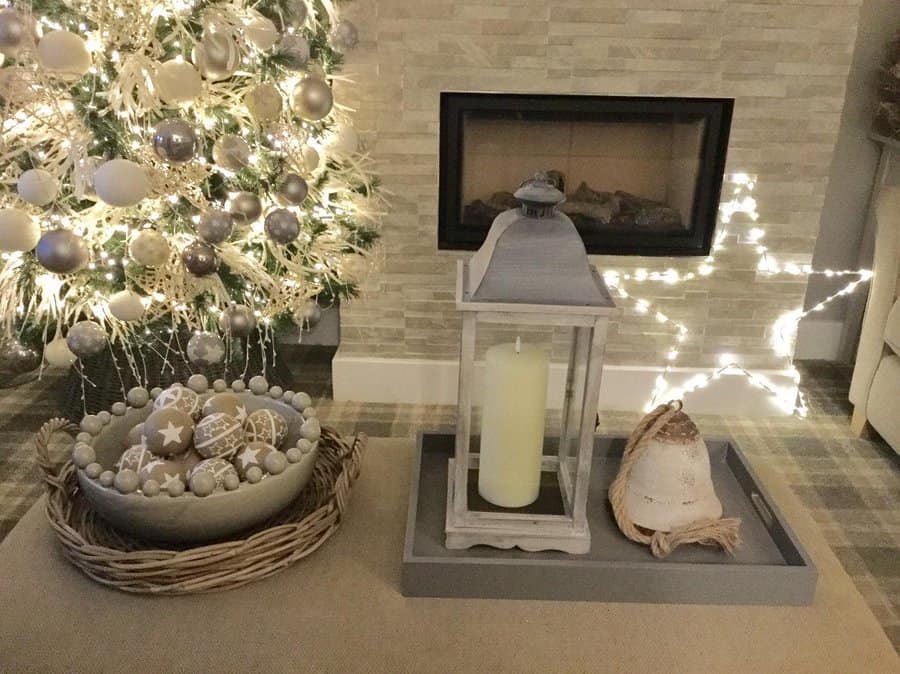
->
[219,304,256,338]
[189,457,238,496]
[186,331,226,366]
[116,444,156,473]
[139,458,188,493]
[194,412,245,459]
[142,407,194,456]
[202,392,248,422]
[232,441,277,479]
[125,422,145,448]
[153,384,201,418]
[243,408,288,448]
[174,447,204,477]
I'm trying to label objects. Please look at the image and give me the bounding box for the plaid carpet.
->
[0,361,897,651]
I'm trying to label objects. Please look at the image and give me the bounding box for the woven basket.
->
[33,417,364,594]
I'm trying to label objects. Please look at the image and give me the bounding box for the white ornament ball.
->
[114,469,139,494]
[264,451,287,475]
[213,378,228,393]
[301,145,319,172]
[43,337,77,368]
[0,208,40,252]
[292,391,312,410]
[17,169,59,206]
[300,418,321,442]
[37,30,91,80]
[94,159,149,207]
[129,230,170,267]
[154,59,202,104]
[126,386,150,408]
[111,401,127,416]
[248,375,268,395]
[99,470,115,487]
[107,290,145,322]
[72,443,96,468]
[186,373,208,393]
[245,16,279,50]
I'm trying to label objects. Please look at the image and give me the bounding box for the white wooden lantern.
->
[446,173,617,554]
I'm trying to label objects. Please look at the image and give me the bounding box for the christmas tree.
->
[0,0,381,383]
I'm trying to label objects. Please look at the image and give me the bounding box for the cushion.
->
[885,299,900,355]
[867,354,900,453]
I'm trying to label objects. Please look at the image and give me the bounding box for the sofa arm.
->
[849,187,900,407]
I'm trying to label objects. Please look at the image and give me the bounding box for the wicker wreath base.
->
[34,418,364,594]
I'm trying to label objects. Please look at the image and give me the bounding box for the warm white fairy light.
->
[603,172,874,417]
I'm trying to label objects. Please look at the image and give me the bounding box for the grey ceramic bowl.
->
[76,392,318,544]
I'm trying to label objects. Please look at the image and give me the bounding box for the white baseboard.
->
[333,355,798,416]
[794,318,845,361]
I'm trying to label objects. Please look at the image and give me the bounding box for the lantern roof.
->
[464,173,615,311]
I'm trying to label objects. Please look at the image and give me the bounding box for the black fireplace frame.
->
[438,92,734,256]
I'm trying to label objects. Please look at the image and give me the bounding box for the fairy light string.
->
[604,172,873,416]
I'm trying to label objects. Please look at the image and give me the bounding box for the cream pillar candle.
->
[478,338,550,508]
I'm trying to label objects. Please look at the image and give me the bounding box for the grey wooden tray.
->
[402,433,817,605]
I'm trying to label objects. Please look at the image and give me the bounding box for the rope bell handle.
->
[608,401,742,559]
[33,417,80,494]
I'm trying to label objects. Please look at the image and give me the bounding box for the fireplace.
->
[438,93,733,256]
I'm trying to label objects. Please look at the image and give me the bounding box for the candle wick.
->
[515,336,521,354]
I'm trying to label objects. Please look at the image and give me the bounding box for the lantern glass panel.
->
[464,319,583,516]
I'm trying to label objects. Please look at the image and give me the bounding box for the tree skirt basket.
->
[33,418,364,594]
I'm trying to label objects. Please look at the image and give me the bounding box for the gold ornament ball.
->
[290,76,333,121]
[129,230,170,267]
[154,59,202,104]
[0,208,40,252]
[245,83,282,122]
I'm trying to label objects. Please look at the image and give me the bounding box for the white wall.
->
[797,1,900,362]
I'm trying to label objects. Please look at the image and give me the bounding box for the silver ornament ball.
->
[186,331,226,367]
[196,209,233,244]
[36,229,89,275]
[219,304,256,338]
[278,34,309,70]
[228,191,262,225]
[0,9,36,57]
[264,208,300,244]
[66,321,106,359]
[181,240,219,276]
[275,173,308,205]
[195,31,240,81]
[329,20,359,51]
[152,118,199,164]
[0,335,40,375]
[290,76,333,121]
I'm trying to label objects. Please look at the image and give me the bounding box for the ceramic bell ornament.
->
[608,400,741,558]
